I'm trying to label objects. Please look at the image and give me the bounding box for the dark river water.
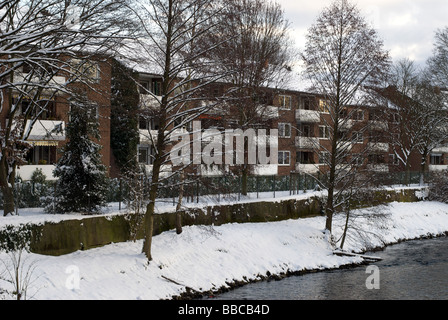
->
[208,236,448,300]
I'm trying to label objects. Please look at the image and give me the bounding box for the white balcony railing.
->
[296,109,320,123]
[432,146,448,153]
[16,165,57,181]
[429,165,448,172]
[367,164,389,172]
[13,73,66,95]
[295,136,319,149]
[295,163,320,174]
[369,121,388,131]
[368,142,389,152]
[251,164,278,176]
[25,120,66,142]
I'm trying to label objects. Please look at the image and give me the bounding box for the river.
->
[207,236,448,300]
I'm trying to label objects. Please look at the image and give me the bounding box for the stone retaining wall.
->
[1,188,424,256]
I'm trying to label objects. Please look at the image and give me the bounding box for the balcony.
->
[140,94,162,109]
[429,165,448,172]
[13,73,66,95]
[25,120,66,143]
[251,164,278,176]
[295,163,320,174]
[432,146,448,153]
[368,142,389,153]
[16,165,57,181]
[200,164,231,176]
[296,109,320,123]
[367,164,389,172]
[295,136,319,149]
[369,120,388,131]
[139,129,159,145]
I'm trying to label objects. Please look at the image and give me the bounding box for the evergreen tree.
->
[48,95,108,214]
[110,60,140,174]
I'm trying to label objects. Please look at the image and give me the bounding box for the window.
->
[390,112,400,123]
[138,145,155,165]
[139,81,150,94]
[71,59,100,82]
[25,146,57,165]
[389,154,400,166]
[430,154,443,165]
[319,126,330,139]
[297,151,314,164]
[353,132,363,143]
[278,123,291,138]
[278,151,290,165]
[319,99,330,113]
[301,97,314,110]
[352,110,364,121]
[368,154,385,164]
[152,79,162,96]
[300,124,312,137]
[319,151,330,164]
[278,95,292,109]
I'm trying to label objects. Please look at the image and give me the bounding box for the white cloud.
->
[276,0,447,65]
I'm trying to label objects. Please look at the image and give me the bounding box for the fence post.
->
[273,175,276,198]
[196,180,199,203]
[256,176,259,199]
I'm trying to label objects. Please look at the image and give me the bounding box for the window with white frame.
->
[319,125,330,139]
[71,58,100,83]
[319,99,330,113]
[278,95,292,109]
[278,123,291,138]
[278,151,290,165]
[430,154,443,165]
[389,154,400,166]
[352,110,364,121]
[353,132,363,143]
[319,151,330,164]
[138,145,155,165]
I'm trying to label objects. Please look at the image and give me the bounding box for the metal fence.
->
[0,170,436,210]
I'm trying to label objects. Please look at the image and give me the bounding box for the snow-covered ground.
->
[1,198,447,300]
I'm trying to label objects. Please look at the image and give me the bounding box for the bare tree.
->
[0,0,132,216]
[206,0,294,195]
[124,0,232,261]
[301,0,390,236]
[0,248,39,300]
[380,59,448,185]
[428,27,448,88]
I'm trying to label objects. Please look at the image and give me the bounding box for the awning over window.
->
[29,141,59,147]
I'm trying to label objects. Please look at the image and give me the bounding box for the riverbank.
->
[1,201,447,300]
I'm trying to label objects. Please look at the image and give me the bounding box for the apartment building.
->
[134,74,397,178]
[1,56,112,181]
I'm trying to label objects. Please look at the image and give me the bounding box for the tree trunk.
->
[142,181,158,261]
[175,171,184,235]
[420,149,428,186]
[0,159,16,216]
[404,160,411,186]
[142,145,163,261]
[241,165,248,196]
[340,208,350,250]
[2,186,15,217]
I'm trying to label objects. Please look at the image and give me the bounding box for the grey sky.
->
[277,0,447,67]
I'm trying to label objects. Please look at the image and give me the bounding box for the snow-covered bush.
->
[427,170,448,203]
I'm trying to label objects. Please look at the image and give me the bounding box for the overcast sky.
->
[277,0,447,68]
